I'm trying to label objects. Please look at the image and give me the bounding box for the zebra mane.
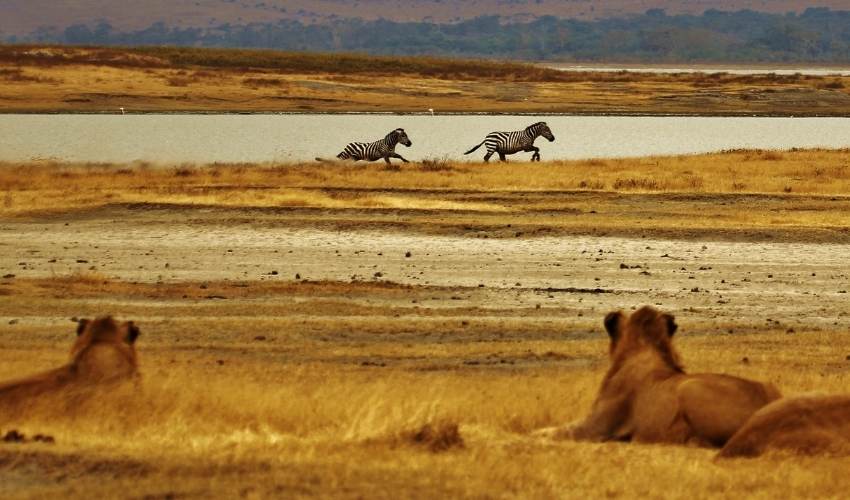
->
[385,128,405,144]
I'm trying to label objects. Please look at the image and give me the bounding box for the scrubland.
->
[3,148,850,242]
[1,45,850,114]
[1,149,850,497]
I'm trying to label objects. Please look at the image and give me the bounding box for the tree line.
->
[6,8,850,63]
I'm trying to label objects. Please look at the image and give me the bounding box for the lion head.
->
[603,306,683,373]
[0,316,141,416]
[70,316,140,382]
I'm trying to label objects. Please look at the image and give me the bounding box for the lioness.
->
[535,306,780,446]
[0,316,140,415]
[718,394,850,458]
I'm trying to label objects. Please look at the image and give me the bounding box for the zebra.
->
[329,128,413,164]
[464,122,555,162]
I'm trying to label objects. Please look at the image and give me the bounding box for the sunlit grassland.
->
[1,45,849,114]
[2,146,850,497]
[3,149,850,242]
[1,273,849,498]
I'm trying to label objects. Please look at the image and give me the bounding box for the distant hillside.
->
[6,9,850,64]
[1,0,849,36]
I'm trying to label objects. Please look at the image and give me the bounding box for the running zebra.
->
[329,128,413,164]
[464,122,555,162]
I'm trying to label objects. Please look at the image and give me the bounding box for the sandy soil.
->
[2,205,850,334]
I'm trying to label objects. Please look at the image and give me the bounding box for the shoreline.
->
[3,110,850,117]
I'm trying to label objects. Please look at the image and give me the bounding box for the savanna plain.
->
[1,149,850,498]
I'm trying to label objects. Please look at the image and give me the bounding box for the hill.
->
[1,0,848,36]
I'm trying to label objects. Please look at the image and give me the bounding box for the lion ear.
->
[664,314,678,337]
[126,322,140,344]
[76,318,90,336]
[604,312,622,341]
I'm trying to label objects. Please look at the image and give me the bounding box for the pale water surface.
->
[545,64,850,76]
[1,114,849,164]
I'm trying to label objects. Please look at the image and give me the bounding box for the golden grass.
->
[2,45,850,114]
[3,149,850,242]
[2,148,850,496]
[1,273,850,498]
[4,148,850,197]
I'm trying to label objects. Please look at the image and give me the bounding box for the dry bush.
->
[165,76,193,87]
[685,175,705,190]
[761,151,785,161]
[612,177,660,190]
[406,421,464,452]
[0,68,59,83]
[173,166,197,177]
[243,77,285,87]
[578,180,606,190]
[818,80,845,90]
[419,157,454,172]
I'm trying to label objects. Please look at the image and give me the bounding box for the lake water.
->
[545,64,850,76]
[1,114,849,164]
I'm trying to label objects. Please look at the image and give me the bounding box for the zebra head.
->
[528,122,555,142]
[388,128,412,147]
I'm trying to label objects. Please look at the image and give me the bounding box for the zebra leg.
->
[384,156,393,164]
[391,153,410,163]
[483,151,493,162]
[498,152,507,162]
[531,147,541,162]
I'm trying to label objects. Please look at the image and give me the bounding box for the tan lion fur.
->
[718,394,850,458]
[535,306,780,446]
[0,316,140,416]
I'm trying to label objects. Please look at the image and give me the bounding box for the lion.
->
[718,394,850,458]
[0,316,140,415]
[534,306,781,447]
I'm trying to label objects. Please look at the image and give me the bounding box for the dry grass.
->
[3,148,850,201]
[2,45,850,114]
[1,273,849,498]
[2,147,850,496]
[2,149,850,243]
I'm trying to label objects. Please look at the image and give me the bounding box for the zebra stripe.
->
[464,122,555,162]
[336,128,413,164]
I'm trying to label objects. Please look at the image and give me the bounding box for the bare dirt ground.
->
[1,156,850,497]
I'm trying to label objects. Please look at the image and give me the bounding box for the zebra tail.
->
[464,141,485,155]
